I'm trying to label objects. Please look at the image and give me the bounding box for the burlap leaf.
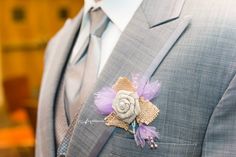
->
[112,77,135,92]
[136,97,160,125]
[104,112,129,131]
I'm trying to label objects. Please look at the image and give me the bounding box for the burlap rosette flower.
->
[112,90,140,124]
[94,74,161,148]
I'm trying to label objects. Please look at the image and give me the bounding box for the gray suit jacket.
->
[36,0,236,156]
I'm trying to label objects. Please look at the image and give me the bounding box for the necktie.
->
[56,8,109,152]
[67,8,109,120]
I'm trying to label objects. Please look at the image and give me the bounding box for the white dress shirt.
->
[70,0,143,75]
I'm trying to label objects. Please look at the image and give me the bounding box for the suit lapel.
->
[36,10,83,157]
[66,0,190,156]
[142,0,186,27]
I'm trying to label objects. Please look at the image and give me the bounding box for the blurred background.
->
[0,0,83,156]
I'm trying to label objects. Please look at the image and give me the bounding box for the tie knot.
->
[89,8,109,37]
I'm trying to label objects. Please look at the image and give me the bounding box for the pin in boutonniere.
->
[94,74,161,148]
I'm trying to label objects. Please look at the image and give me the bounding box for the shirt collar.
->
[83,0,143,31]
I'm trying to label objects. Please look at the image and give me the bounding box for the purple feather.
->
[131,73,140,89]
[132,74,161,101]
[94,87,116,115]
[141,80,161,100]
[132,74,147,96]
[134,124,160,148]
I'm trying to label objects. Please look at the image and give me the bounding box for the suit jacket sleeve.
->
[201,73,236,157]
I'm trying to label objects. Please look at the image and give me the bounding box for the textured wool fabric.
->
[36,0,236,156]
[56,8,110,153]
[55,80,70,146]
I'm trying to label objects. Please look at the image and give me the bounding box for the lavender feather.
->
[94,87,116,115]
[134,124,160,148]
[141,80,161,100]
[132,74,161,100]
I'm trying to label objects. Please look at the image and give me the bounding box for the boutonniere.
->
[94,74,161,148]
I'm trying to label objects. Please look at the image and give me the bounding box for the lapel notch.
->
[142,0,186,28]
